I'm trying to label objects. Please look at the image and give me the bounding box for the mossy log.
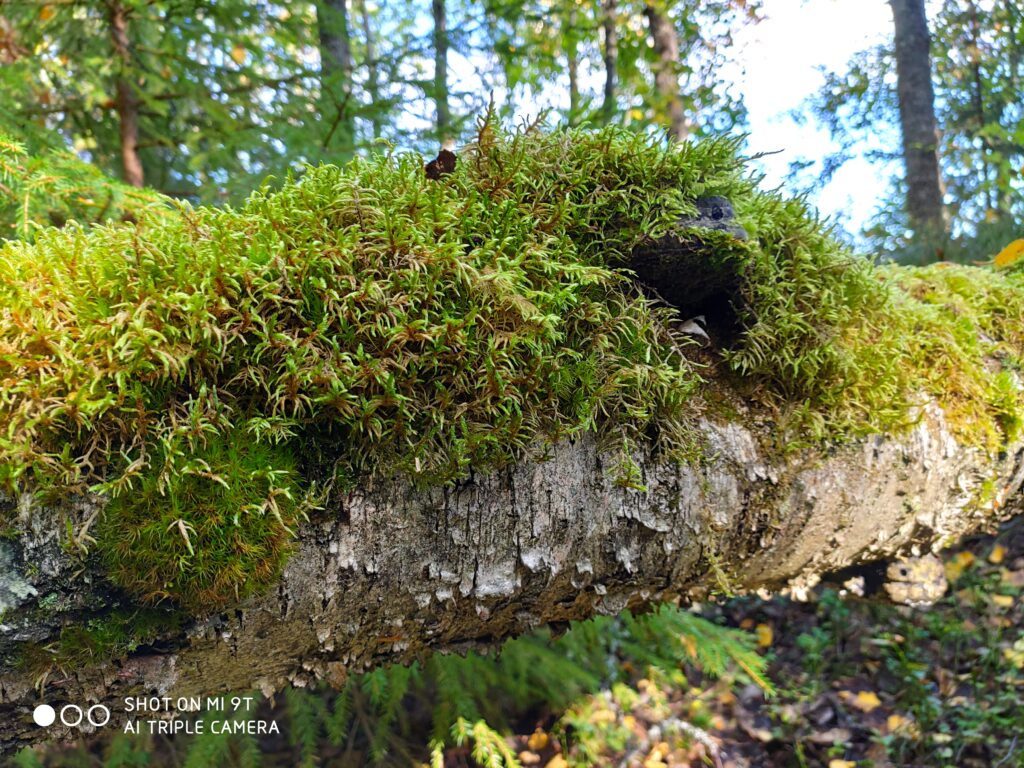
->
[1,390,1021,751]
[2,124,1024,751]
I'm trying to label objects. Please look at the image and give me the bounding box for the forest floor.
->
[488,518,1024,768]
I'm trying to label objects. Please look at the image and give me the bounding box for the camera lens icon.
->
[33,703,110,728]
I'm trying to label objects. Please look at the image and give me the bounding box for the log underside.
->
[0,388,1022,751]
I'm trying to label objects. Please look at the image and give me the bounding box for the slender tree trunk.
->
[644,3,689,141]
[357,0,381,140]
[600,0,617,124]
[107,1,143,187]
[565,6,580,125]
[317,0,355,154]
[889,0,948,235]
[432,0,450,140]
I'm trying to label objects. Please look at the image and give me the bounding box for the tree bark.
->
[432,0,450,140]
[1,388,1021,750]
[889,0,948,236]
[600,0,617,124]
[644,3,689,141]
[317,0,355,154]
[357,0,381,140]
[107,0,143,188]
[565,6,580,125]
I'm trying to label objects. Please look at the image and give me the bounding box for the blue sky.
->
[725,0,895,236]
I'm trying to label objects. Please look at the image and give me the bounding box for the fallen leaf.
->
[840,690,882,713]
[590,709,616,725]
[828,760,857,768]
[527,728,549,751]
[945,551,975,582]
[756,623,774,647]
[886,713,911,732]
[991,594,1015,608]
[1002,568,1024,588]
[545,757,568,768]
[989,544,1006,564]
[994,239,1024,268]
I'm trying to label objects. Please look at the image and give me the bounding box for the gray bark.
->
[1,392,1021,751]
[644,3,689,141]
[600,0,617,124]
[432,0,450,140]
[889,0,948,235]
[317,0,355,153]
[565,7,580,125]
[357,0,381,140]
[108,0,144,187]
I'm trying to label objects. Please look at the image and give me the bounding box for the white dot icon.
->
[33,704,56,727]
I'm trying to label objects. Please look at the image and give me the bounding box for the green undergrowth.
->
[14,604,769,767]
[1,117,1023,611]
[0,124,169,241]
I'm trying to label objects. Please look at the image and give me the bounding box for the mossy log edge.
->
[1,393,1021,750]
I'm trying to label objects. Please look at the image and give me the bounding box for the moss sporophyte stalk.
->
[1,119,1022,612]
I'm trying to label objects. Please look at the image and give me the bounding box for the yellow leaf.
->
[39,5,56,21]
[681,632,698,659]
[755,623,773,647]
[989,544,1006,564]
[994,239,1024,269]
[991,593,1014,608]
[231,44,247,65]
[886,713,911,732]
[829,761,857,768]
[944,551,975,582]
[848,690,882,713]
[590,708,616,725]
[527,728,549,752]
[545,757,568,768]
[1003,638,1024,668]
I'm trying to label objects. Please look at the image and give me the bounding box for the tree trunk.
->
[357,0,381,140]
[1,388,1021,749]
[644,3,689,141]
[317,0,355,154]
[107,1,143,188]
[565,7,580,125]
[600,0,617,124]
[889,0,948,236]
[432,0,450,140]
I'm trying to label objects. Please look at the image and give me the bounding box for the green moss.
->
[0,117,1022,612]
[96,430,303,609]
[16,608,181,679]
[880,263,1024,448]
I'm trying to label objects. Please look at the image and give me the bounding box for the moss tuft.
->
[96,431,302,609]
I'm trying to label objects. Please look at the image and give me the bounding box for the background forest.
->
[1,0,1022,766]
